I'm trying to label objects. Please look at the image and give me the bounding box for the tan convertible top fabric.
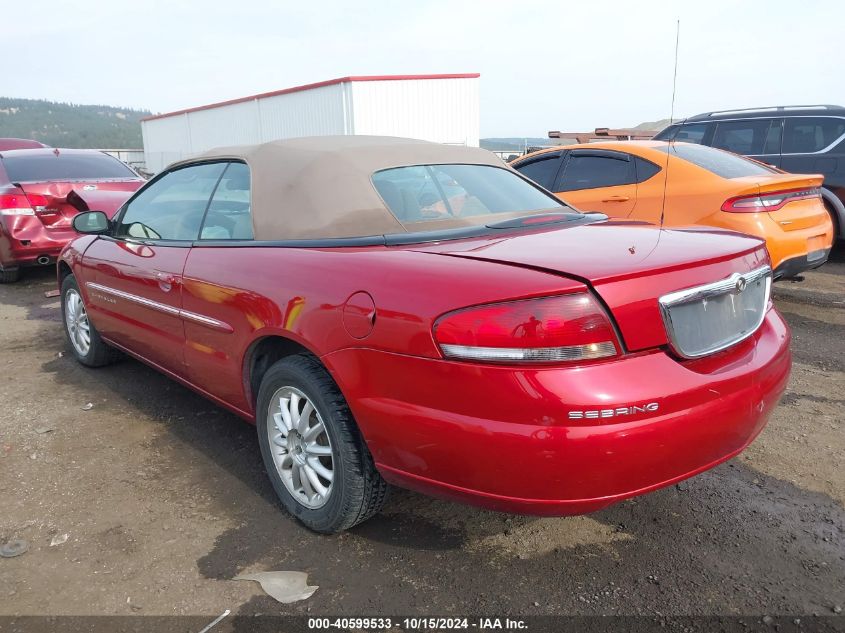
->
[181,136,508,240]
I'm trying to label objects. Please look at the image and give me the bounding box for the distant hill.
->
[481,120,679,151]
[634,118,675,132]
[1,99,676,152]
[0,98,149,149]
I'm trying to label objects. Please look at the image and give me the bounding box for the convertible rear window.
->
[372,164,565,225]
[654,143,777,179]
[1,152,137,182]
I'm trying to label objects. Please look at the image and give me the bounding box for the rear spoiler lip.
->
[756,174,824,187]
[727,174,825,198]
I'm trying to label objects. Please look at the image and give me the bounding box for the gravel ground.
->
[0,250,843,624]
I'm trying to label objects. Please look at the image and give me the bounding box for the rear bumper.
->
[773,248,831,279]
[707,205,833,275]
[0,219,74,268]
[324,309,791,515]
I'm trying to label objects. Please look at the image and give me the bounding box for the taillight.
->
[433,293,620,363]
[26,194,50,211]
[721,187,821,213]
[0,193,35,216]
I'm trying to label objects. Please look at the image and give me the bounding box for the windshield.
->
[371,164,568,227]
[653,143,777,179]
[1,151,137,182]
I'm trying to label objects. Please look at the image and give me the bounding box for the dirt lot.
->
[0,252,843,624]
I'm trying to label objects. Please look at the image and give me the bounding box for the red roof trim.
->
[141,73,481,122]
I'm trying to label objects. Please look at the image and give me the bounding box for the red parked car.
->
[0,138,50,151]
[0,148,144,282]
[59,136,791,533]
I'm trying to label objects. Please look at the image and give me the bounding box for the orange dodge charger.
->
[512,141,833,279]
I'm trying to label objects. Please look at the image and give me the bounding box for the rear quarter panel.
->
[59,235,99,288]
[180,245,587,414]
[631,151,731,226]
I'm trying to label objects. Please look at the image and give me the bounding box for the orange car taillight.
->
[433,293,620,363]
[721,187,821,213]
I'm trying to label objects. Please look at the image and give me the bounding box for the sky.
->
[3,0,841,138]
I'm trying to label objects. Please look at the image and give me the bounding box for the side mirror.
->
[73,211,110,235]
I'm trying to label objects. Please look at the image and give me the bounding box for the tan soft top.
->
[180,136,509,240]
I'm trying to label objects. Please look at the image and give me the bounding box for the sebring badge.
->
[569,402,659,420]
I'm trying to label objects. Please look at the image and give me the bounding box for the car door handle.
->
[601,196,630,202]
[155,272,179,291]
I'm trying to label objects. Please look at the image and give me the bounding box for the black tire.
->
[60,274,120,367]
[0,266,20,284]
[256,354,389,533]
[823,199,841,242]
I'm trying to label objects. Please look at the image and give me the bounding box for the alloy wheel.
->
[65,289,91,356]
[267,386,334,509]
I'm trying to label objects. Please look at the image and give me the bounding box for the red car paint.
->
[60,217,791,515]
[0,149,143,272]
[0,138,49,151]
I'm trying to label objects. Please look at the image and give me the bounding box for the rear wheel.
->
[256,354,389,533]
[60,274,120,367]
[0,265,20,284]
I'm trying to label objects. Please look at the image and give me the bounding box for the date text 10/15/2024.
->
[307,617,527,630]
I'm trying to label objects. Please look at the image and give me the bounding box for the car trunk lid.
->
[16,180,140,229]
[726,173,827,232]
[414,221,770,353]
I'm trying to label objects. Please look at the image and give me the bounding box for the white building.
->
[141,73,480,173]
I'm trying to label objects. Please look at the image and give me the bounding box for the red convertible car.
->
[0,147,144,282]
[59,136,791,533]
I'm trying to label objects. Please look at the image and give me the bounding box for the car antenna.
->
[659,18,681,229]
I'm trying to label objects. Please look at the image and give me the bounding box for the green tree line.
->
[0,98,150,148]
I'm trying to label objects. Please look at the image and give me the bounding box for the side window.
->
[116,163,226,241]
[634,157,662,182]
[199,162,253,240]
[711,119,771,155]
[372,164,562,224]
[559,155,634,191]
[783,117,845,154]
[513,154,562,190]
[674,123,708,144]
[763,119,783,154]
[653,124,678,141]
